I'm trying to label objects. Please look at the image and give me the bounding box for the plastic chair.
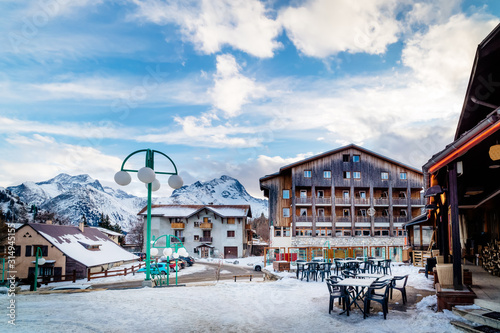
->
[390,275,409,304]
[363,280,391,319]
[319,262,333,281]
[342,270,357,279]
[326,277,348,315]
[380,259,392,275]
[334,259,345,276]
[306,263,319,282]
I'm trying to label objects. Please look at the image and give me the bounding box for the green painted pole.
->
[33,248,42,292]
[145,182,152,282]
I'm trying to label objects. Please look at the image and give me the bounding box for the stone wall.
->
[291,236,405,247]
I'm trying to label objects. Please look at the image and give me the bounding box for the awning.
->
[196,243,214,248]
[403,213,429,228]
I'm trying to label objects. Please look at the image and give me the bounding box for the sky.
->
[0,0,499,199]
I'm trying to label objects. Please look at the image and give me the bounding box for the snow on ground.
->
[2,271,464,333]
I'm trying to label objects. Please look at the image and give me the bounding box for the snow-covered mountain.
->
[158,175,268,218]
[5,174,268,231]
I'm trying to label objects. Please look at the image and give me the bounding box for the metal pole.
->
[34,248,42,292]
[145,182,153,282]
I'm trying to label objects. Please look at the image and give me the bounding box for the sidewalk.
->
[466,262,500,311]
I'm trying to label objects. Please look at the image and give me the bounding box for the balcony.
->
[410,198,424,206]
[335,197,351,205]
[245,224,252,230]
[355,217,371,223]
[373,198,389,206]
[336,216,351,222]
[200,222,213,229]
[295,215,313,222]
[392,198,408,206]
[354,198,370,206]
[171,236,185,243]
[315,197,332,205]
[394,216,408,223]
[374,216,390,222]
[316,215,332,222]
[295,197,312,205]
[200,237,213,243]
[171,222,185,229]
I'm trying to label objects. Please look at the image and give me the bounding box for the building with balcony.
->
[139,205,252,259]
[259,144,424,259]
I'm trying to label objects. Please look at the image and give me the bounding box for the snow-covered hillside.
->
[5,174,268,231]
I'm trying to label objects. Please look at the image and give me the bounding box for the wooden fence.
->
[87,262,145,281]
[37,270,81,285]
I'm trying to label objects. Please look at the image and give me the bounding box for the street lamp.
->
[33,247,45,292]
[114,149,183,286]
[150,234,188,286]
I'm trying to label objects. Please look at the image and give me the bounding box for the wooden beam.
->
[449,165,463,290]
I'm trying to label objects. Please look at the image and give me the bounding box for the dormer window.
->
[78,241,102,251]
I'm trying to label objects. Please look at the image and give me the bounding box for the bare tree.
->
[127,218,145,251]
[250,213,270,242]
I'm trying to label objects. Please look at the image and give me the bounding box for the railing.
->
[374,216,390,222]
[316,215,332,222]
[354,198,370,205]
[171,222,185,229]
[394,216,408,223]
[245,224,252,229]
[335,197,351,205]
[37,270,81,285]
[171,237,185,243]
[295,197,312,205]
[392,198,408,206]
[200,222,213,229]
[315,197,332,205]
[336,216,351,222]
[373,198,389,206]
[87,261,146,281]
[410,198,424,206]
[295,215,313,222]
[200,237,213,243]
[355,217,371,223]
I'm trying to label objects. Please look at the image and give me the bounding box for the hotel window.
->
[323,170,331,178]
[300,190,307,198]
[275,228,281,237]
[317,208,325,216]
[304,170,312,178]
[317,190,324,198]
[227,218,235,224]
[358,191,366,199]
[283,227,290,237]
[355,229,371,237]
[343,154,350,162]
[343,209,350,217]
[300,208,308,216]
[282,189,290,199]
[315,228,329,237]
[203,217,212,223]
[353,172,361,179]
[194,235,199,241]
[343,171,351,179]
[353,155,360,162]
[358,209,367,216]
[295,228,312,236]
[227,230,235,238]
[399,191,407,198]
[283,208,290,217]
[381,172,389,180]
[194,222,200,227]
[25,245,32,257]
[382,209,389,217]
[400,172,407,180]
[343,190,349,199]
[400,209,407,217]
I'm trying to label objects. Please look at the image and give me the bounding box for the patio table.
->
[336,278,376,315]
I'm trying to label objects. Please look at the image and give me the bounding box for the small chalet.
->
[13,222,138,281]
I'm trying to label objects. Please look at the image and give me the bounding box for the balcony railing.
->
[336,216,351,222]
[410,198,424,206]
[171,237,185,243]
[335,197,351,205]
[295,215,313,222]
[374,216,390,222]
[295,197,312,205]
[315,197,332,205]
[355,217,371,223]
[316,215,332,222]
[394,216,408,223]
[200,222,213,229]
[392,198,408,206]
[354,198,370,205]
[171,222,185,229]
[373,198,389,206]
[200,237,213,243]
[245,224,252,230]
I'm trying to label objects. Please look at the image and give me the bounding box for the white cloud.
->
[279,0,401,57]
[402,13,499,92]
[130,0,282,58]
[0,134,121,188]
[209,54,265,117]
[405,0,461,26]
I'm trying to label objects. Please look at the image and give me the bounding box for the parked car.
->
[133,252,146,261]
[137,262,178,274]
[159,257,185,270]
[180,256,195,266]
[252,261,265,271]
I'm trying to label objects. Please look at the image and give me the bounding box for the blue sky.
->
[0,0,499,198]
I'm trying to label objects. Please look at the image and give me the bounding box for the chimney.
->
[46,220,52,225]
[79,221,85,233]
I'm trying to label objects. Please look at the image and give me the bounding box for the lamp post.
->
[33,247,45,292]
[151,234,189,286]
[115,149,183,286]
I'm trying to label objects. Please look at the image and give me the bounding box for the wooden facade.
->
[260,144,424,248]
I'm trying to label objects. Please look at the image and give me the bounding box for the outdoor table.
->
[356,273,393,281]
[338,259,363,264]
[296,262,307,279]
[368,258,385,273]
[336,278,376,315]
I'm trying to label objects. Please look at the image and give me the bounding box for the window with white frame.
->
[317,190,324,198]
[381,172,389,180]
[323,170,331,178]
[300,190,307,198]
[353,172,361,179]
[343,171,350,179]
[353,155,360,162]
[283,208,290,217]
[400,172,407,180]
[304,170,312,178]
[283,189,290,199]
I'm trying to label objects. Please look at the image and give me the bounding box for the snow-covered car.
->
[252,262,265,271]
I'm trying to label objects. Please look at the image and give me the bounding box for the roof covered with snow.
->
[138,205,252,218]
[24,223,138,267]
[92,227,123,237]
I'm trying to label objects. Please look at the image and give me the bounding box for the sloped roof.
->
[24,223,138,267]
[260,143,422,182]
[137,204,252,218]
